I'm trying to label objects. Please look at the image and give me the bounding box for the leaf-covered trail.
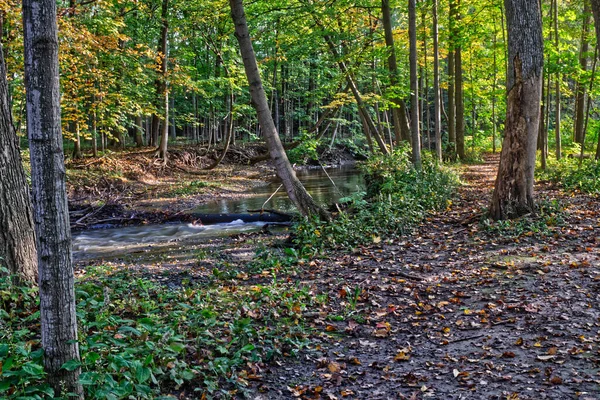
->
[255,155,600,399]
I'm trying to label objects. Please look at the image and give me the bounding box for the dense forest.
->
[0,0,599,399]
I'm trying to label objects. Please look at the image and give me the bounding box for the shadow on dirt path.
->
[253,154,600,400]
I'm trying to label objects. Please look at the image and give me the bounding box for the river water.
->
[72,165,363,260]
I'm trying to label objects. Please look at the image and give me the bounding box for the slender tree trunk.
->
[454,0,465,160]
[409,0,421,166]
[382,0,411,144]
[574,1,590,144]
[229,0,330,220]
[322,35,389,155]
[448,2,456,153]
[135,115,144,146]
[91,100,98,157]
[22,0,83,395]
[489,0,543,220]
[492,15,498,154]
[433,0,442,161]
[0,42,37,285]
[553,0,561,160]
[72,122,82,159]
[539,71,547,170]
[157,0,169,161]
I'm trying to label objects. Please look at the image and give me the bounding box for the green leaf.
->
[135,366,152,383]
[168,342,186,354]
[61,359,82,372]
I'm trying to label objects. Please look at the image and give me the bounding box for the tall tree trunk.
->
[22,0,83,396]
[409,0,421,166]
[157,0,169,161]
[433,0,442,161]
[539,71,547,170]
[135,115,144,146]
[72,121,82,159]
[574,1,590,145]
[553,0,561,160]
[322,34,389,155]
[454,0,465,160]
[448,2,456,153]
[381,0,411,144]
[0,41,37,285]
[489,0,543,220]
[229,0,330,220]
[492,14,498,154]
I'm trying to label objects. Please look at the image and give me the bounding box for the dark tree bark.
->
[229,0,330,221]
[409,0,421,166]
[489,0,543,220]
[382,0,411,144]
[22,0,83,396]
[0,42,37,285]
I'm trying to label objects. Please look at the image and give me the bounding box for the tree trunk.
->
[22,0,83,396]
[135,115,144,146]
[322,34,389,155]
[553,0,561,160]
[229,0,330,221]
[381,0,411,144]
[157,0,169,161]
[72,121,82,159]
[574,1,590,145]
[454,0,465,160]
[0,42,37,285]
[448,2,456,153]
[409,0,421,166]
[489,0,543,220]
[433,0,442,161]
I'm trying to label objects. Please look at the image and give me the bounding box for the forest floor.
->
[242,154,600,400]
[73,154,600,399]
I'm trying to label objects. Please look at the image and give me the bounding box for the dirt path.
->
[253,155,600,399]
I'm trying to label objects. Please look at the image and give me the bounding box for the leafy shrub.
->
[0,266,315,399]
[538,157,600,195]
[293,148,459,253]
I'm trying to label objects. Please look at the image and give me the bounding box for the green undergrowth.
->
[480,198,566,238]
[538,157,600,195]
[293,149,460,254]
[0,265,317,399]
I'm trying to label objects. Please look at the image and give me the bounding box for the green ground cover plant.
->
[0,265,317,399]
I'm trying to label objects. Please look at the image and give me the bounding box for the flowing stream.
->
[72,165,363,261]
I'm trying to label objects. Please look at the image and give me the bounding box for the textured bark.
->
[135,115,144,147]
[433,0,442,161]
[156,0,169,161]
[591,0,600,159]
[574,1,590,145]
[229,0,330,221]
[409,0,421,166]
[454,0,465,160]
[489,0,543,220]
[0,44,37,285]
[448,0,456,150]
[22,0,83,395]
[553,0,561,160]
[382,0,411,144]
